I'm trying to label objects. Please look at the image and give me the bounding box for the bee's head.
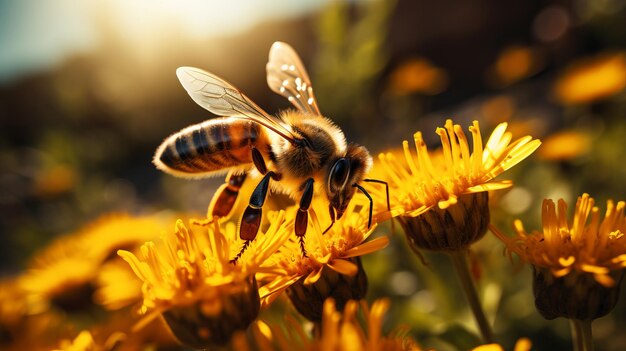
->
[326,144,372,220]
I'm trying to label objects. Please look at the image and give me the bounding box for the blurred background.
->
[2,0,626,349]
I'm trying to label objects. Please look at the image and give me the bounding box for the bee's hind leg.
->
[295,178,314,258]
[196,171,248,227]
[212,171,247,217]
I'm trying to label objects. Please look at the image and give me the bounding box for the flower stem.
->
[449,250,494,343]
[570,319,594,351]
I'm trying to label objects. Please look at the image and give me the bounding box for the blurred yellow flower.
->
[471,338,532,351]
[93,260,143,310]
[486,45,543,87]
[54,331,100,351]
[1,279,69,351]
[553,52,626,104]
[53,330,125,351]
[258,200,389,321]
[387,57,449,95]
[252,298,421,351]
[19,214,165,312]
[118,212,291,348]
[538,130,591,161]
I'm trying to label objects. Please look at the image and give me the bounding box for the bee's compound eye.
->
[329,158,350,190]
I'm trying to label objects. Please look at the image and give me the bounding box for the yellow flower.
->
[553,52,626,105]
[1,279,68,351]
[54,331,101,351]
[486,45,544,87]
[493,194,626,320]
[496,194,626,286]
[53,330,125,351]
[118,212,291,348]
[252,298,421,351]
[375,119,540,251]
[537,129,591,161]
[19,214,165,312]
[258,199,390,321]
[378,119,540,215]
[93,260,143,310]
[387,57,449,95]
[471,338,532,351]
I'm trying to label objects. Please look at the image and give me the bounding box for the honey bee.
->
[154,42,386,261]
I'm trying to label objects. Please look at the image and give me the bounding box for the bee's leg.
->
[231,147,282,264]
[231,171,277,264]
[251,146,268,175]
[214,171,248,217]
[295,178,314,257]
[194,171,247,227]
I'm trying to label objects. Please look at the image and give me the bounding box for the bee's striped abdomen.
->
[155,118,265,177]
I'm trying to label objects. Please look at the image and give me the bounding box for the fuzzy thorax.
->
[267,111,349,196]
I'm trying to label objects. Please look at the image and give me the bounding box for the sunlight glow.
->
[105,0,327,39]
[0,0,334,82]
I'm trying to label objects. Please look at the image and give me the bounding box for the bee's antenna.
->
[364,178,394,235]
[352,183,373,229]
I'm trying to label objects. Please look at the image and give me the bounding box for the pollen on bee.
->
[281,64,289,71]
[282,80,289,86]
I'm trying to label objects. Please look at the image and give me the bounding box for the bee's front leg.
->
[295,178,314,257]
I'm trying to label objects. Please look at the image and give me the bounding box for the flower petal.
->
[327,259,358,276]
[304,268,324,285]
[465,180,513,193]
[343,236,389,258]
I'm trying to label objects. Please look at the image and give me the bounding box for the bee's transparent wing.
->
[176,66,297,143]
[266,42,321,116]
